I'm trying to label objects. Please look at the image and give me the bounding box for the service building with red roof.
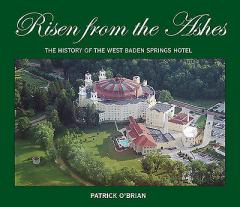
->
[126,116,158,155]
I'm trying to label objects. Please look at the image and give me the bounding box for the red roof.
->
[133,134,157,147]
[93,77,143,100]
[169,113,193,125]
[127,117,157,147]
[129,116,144,135]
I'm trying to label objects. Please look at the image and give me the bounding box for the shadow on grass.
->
[15,140,42,156]
[82,123,116,134]
[15,161,77,186]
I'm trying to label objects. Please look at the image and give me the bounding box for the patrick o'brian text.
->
[90,192,147,199]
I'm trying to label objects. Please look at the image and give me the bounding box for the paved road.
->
[163,133,211,161]
[170,99,206,114]
[170,99,225,118]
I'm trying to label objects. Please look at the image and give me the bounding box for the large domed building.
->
[77,69,156,122]
[94,77,143,100]
[77,69,200,151]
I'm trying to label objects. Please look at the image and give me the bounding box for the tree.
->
[15,89,21,108]
[141,154,156,173]
[39,59,53,72]
[32,121,55,160]
[75,79,84,87]
[157,90,173,102]
[47,59,225,100]
[58,131,112,185]
[216,75,225,99]
[74,107,86,126]
[56,90,75,126]
[189,79,204,99]
[33,89,48,112]
[58,131,84,160]
[17,117,31,138]
[33,121,54,148]
[189,160,207,185]
[48,82,58,103]
[15,59,29,69]
[204,162,225,186]
[47,109,61,130]
[85,104,99,126]
[141,154,190,185]
[51,59,63,68]
[21,82,32,109]
[190,160,225,186]
[105,68,113,78]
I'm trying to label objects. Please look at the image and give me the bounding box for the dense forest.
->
[25,59,225,100]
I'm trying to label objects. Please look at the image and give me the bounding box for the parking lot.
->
[211,119,225,146]
[209,102,225,114]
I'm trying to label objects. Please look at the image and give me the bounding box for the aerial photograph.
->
[15,59,225,186]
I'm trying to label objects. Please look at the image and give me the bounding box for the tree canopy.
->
[37,59,225,100]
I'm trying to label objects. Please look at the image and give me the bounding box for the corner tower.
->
[85,72,92,87]
[78,86,87,107]
[99,69,106,81]
[203,113,214,145]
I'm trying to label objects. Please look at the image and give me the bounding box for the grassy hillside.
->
[15,139,78,186]
[15,69,49,88]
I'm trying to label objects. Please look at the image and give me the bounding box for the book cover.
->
[0,0,239,206]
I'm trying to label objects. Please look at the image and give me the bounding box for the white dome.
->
[183,126,198,138]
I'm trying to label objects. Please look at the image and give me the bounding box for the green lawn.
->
[62,123,142,171]
[174,107,182,114]
[174,97,222,108]
[15,70,49,88]
[195,115,207,129]
[15,139,78,186]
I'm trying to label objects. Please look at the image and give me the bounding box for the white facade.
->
[78,86,87,107]
[146,103,175,129]
[96,101,151,122]
[157,139,176,149]
[132,144,157,155]
[88,96,156,122]
[168,121,191,132]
